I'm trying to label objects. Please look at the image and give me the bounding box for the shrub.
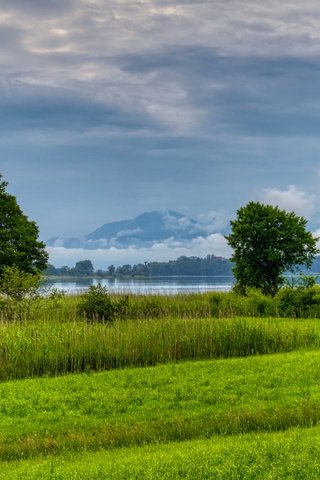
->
[276,286,320,318]
[0,265,40,300]
[0,265,41,321]
[77,284,129,322]
[245,288,276,316]
[210,290,277,318]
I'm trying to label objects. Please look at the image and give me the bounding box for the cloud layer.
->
[1,1,320,264]
[2,0,320,144]
[47,233,232,268]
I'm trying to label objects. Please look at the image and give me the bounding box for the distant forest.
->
[45,255,233,278]
[45,253,320,279]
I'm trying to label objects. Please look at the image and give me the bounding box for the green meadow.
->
[1,291,320,478]
[3,427,320,480]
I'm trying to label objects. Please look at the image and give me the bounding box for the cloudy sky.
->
[1,0,320,266]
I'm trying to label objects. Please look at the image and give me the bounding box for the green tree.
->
[0,173,48,274]
[43,263,58,276]
[226,202,319,296]
[59,266,71,276]
[107,265,115,277]
[73,260,94,276]
[0,265,41,321]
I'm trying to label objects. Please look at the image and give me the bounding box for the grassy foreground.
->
[0,350,320,461]
[0,316,319,379]
[2,426,320,479]
[2,290,320,478]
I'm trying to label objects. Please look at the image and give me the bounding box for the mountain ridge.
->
[46,209,214,250]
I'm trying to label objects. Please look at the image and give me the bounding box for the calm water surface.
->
[43,276,234,295]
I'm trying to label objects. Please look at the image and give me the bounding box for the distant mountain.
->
[46,210,213,249]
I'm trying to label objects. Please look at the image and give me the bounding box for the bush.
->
[210,290,277,318]
[276,286,320,318]
[0,265,40,300]
[77,284,129,322]
[0,265,41,321]
[245,288,276,316]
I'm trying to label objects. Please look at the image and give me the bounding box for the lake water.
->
[43,276,234,295]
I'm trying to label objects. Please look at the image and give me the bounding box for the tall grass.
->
[0,290,287,323]
[0,316,319,379]
[3,289,320,324]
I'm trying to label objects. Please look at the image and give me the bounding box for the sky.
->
[1,0,320,267]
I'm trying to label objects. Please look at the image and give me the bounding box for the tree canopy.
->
[226,202,319,296]
[73,260,94,276]
[0,173,48,275]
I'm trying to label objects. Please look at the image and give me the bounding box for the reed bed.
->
[2,289,320,324]
[0,316,319,380]
[0,290,285,324]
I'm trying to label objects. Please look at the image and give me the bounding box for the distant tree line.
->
[147,255,232,276]
[44,255,233,278]
[45,260,95,277]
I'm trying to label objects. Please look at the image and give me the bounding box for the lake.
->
[43,276,234,295]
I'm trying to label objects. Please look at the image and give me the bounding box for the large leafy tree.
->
[226,202,319,296]
[0,173,48,274]
[73,260,94,276]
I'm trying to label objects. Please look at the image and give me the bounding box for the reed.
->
[0,316,318,380]
[3,289,320,324]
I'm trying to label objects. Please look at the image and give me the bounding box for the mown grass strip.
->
[2,425,320,479]
[0,350,320,460]
[0,316,319,379]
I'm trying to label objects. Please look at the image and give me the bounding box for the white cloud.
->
[163,213,192,231]
[196,210,230,233]
[188,234,232,258]
[116,228,142,239]
[162,210,230,236]
[257,185,316,218]
[47,233,231,268]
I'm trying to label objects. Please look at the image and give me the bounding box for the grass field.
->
[2,426,320,479]
[1,291,320,478]
[0,351,319,462]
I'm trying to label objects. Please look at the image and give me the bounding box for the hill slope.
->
[47,210,211,249]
